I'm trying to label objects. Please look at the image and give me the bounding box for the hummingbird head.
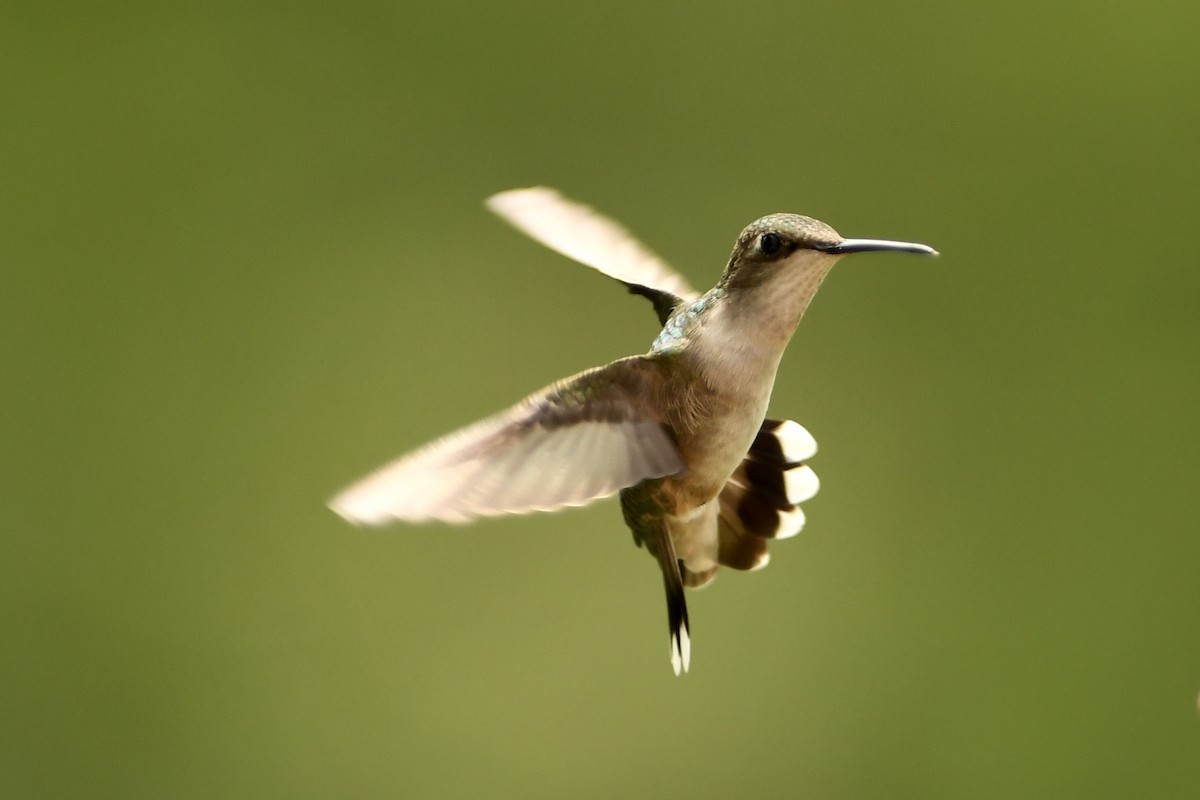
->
[719,213,938,293]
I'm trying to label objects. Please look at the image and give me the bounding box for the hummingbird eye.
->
[759,232,783,256]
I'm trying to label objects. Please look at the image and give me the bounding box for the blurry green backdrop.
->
[4,2,1199,797]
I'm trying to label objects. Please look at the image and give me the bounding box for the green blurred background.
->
[4,1,1198,797]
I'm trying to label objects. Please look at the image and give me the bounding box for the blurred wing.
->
[329,357,682,525]
[486,187,699,302]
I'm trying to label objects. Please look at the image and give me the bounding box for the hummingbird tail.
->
[717,419,820,553]
[653,527,691,676]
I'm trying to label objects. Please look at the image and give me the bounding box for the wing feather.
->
[486,187,699,302]
[329,357,683,525]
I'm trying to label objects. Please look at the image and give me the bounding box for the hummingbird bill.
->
[329,187,937,675]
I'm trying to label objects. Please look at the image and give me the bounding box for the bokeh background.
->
[4,2,1199,797]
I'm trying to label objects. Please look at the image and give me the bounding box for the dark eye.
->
[759,232,782,256]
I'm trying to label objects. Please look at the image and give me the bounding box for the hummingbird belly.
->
[659,386,773,573]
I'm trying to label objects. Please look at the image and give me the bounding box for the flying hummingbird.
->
[329,187,937,675]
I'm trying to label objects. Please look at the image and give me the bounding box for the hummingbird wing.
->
[329,356,683,525]
[486,187,699,325]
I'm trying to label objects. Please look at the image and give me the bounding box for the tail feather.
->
[715,514,771,570]
[716,418,819,567]
[653,526,691,676]
[746,418,818,466]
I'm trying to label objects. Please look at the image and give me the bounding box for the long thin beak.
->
[819,238,939,256]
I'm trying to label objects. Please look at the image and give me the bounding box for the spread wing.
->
[329,356,682,525]
[486,187,699,324]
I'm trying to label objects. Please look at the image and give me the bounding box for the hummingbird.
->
[330,187,937,675]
